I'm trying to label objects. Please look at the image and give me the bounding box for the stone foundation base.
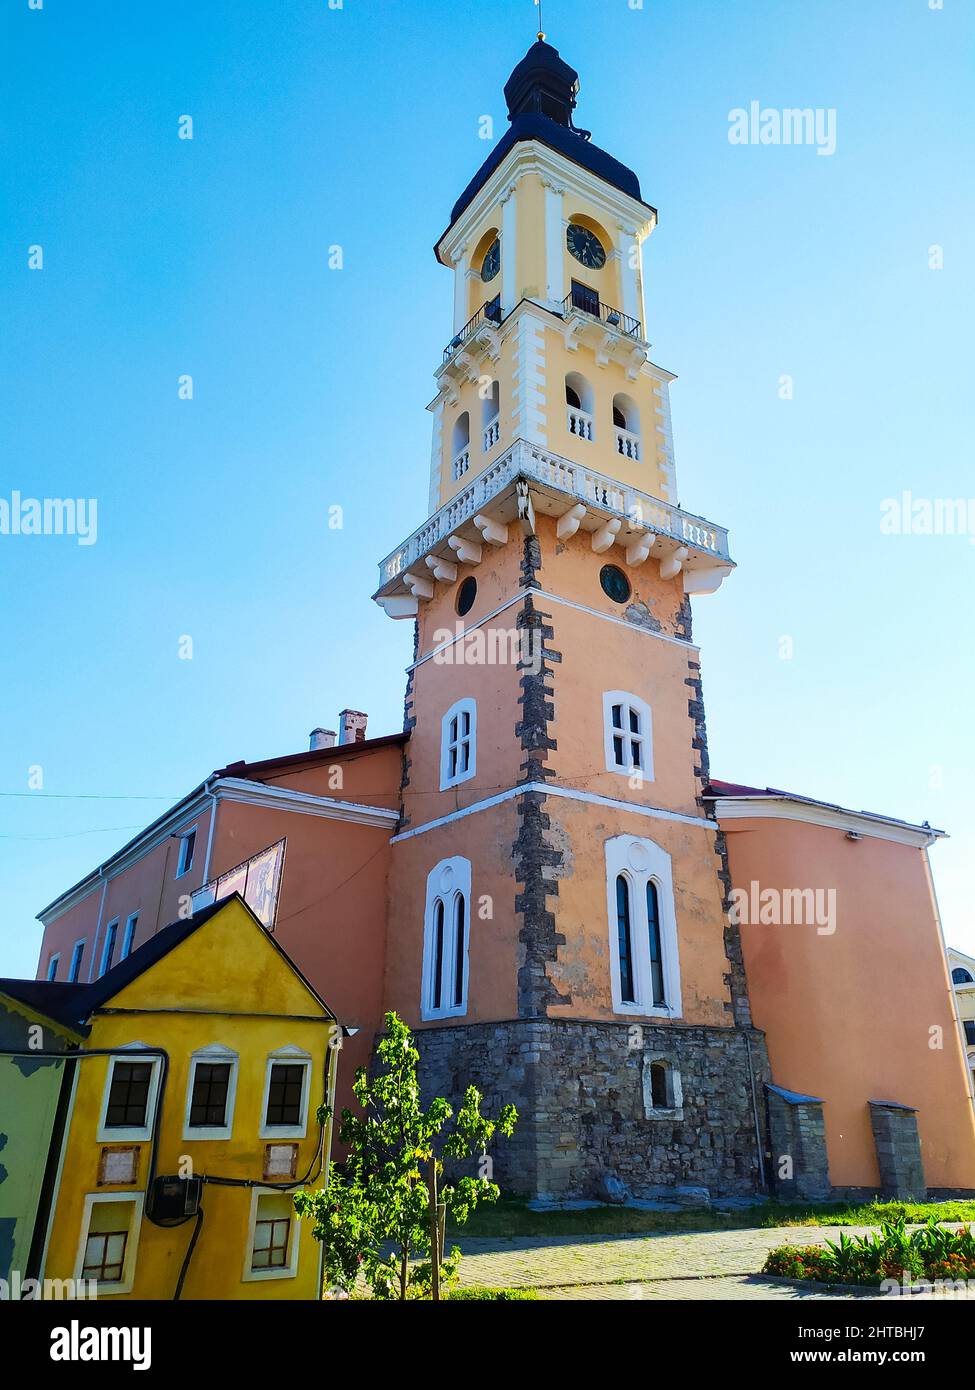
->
[411,1017,773,1201]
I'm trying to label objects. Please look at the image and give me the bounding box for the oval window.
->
[456,576,477,616]
[599,564,631,604]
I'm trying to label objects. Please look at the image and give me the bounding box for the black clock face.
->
[567,223,607,270]
[481,238,501,283]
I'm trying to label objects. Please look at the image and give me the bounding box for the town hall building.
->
[30,41,975,1206]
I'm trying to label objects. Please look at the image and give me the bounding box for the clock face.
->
[567,223,606,270]
[481,238,501,283]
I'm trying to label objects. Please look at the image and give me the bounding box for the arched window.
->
[616,875,636,1004]
[451,412,471,480]
[422,857,471,1019]
[952,967,974,985]
[612,393,641,460]
[440,697,476,790]
[565,372,594,441]
[643,1057,682,1115]
[603,690,654,780]
[482,379,500,450]
[605,835,681,1017]
[646,881,665,1008]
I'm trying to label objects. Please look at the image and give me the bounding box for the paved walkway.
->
[453,1224,973,1300]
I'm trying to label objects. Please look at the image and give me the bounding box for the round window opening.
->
[600,564,631,604]
[456,576,477,617]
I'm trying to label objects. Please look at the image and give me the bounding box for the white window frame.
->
[259,1046,313,1140]
[68,939,86,983]
[74,1191,144,1296]
[605,834,681,1019]
[120,912,139,961]
[98,919,120,978]
[603,691,654,781]
[183,1044,240,1141]
[46,953,60,981]
[242,1187,301,1283]
[421,856,471,1021]
[175,824,198,878]
[643,1056,684,1118]
[439,697,477,790]
[96,1044,163,1144]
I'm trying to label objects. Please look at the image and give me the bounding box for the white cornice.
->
[710,795,943,848]
[214,778,399,828]
[438,140,656,267]
[37,776,399,927]
[392,781,714,844]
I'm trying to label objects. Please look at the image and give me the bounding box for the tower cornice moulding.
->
[436,140,656,268]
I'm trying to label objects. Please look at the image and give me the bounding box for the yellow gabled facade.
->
[42,896,337,1300]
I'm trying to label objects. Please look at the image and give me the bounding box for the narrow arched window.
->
[451,412,471,480]
[432,898,446,1011]
[565,373,594,441]
[605,835,680,1018]
[647,881,665,1008]
[616,875,636,1004]
[422,857,472,1020]
[453,894,466,1008]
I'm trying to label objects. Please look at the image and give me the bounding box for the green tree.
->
[294,1011,517,1300]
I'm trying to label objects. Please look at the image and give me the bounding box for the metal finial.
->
[534,0,545,42]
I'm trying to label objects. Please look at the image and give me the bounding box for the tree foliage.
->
[294,1011,517,1299]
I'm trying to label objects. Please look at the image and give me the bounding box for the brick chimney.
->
[309,728,337,751]
[338,709,368,745]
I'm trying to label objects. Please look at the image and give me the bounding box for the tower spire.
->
[534,0,545,42]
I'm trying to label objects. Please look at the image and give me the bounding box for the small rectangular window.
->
[121,913,138,960]
[264,1063,305,1127]
[105,1062,152,1129]
[83,1228,128,1283]
[176,829,196,878]
[68,940,85,982]
[965,1020,975,1048]
[99,921,119,977]
[188,1062,232,1128]
[46,953,60,981]
[247,1191,296,1278]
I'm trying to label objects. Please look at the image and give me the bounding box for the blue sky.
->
[2,0,973,978]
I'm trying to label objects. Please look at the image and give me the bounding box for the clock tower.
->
[375,40,770,1201]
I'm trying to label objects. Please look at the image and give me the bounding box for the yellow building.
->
[40,895,337,1300]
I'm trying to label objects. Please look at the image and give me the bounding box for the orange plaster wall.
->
[36,804,214,981]
[543,797,732,1026]
[725,817,975,1189]
[384,801,522,1028]
[210,796,395,1119]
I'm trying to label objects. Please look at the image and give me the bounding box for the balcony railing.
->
[443,296,503,363]
[483,415,500,451]
[567,406,594,441]
[377,440,731,591]
[452,447,471,481]
[615,426,641,461]
[561,289,642,339]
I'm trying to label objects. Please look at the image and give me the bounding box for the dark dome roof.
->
[443,41,651,237]
[503,39,580,124]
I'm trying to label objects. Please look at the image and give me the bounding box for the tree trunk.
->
[429,1157,441,1301]
[399,1245,409,1300]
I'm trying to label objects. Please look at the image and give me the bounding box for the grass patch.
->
[448,1196,975,1240]
[446,1285,537,1300]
